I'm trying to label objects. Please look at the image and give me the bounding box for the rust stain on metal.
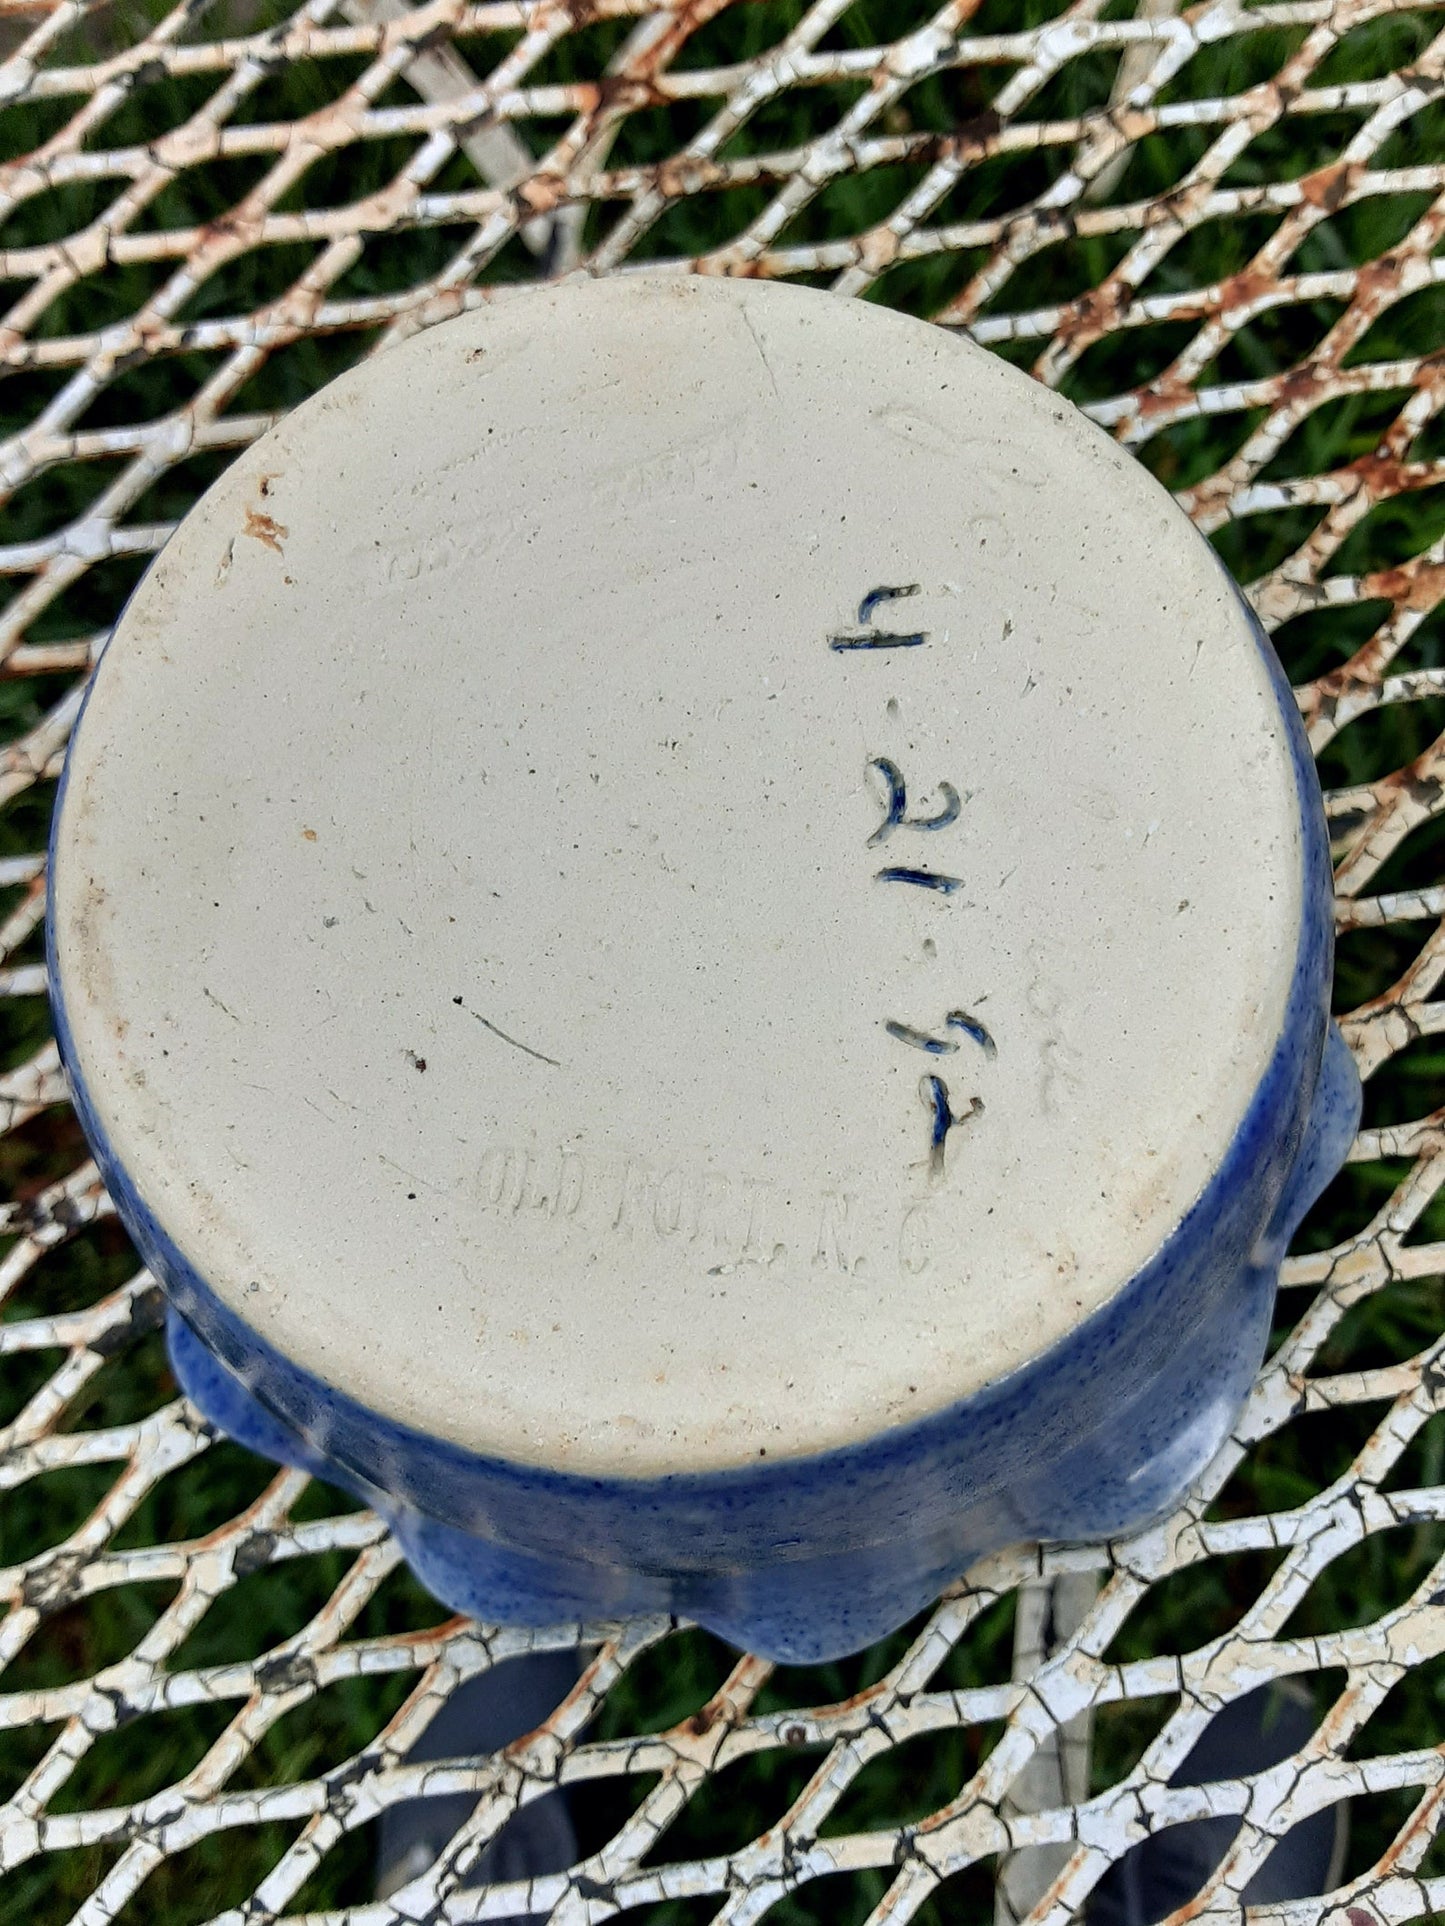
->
[1361,559,1445,613]
[1214,266,1285,318]
[1297,158,1360,212]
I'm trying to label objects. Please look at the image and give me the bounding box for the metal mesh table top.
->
[0,0,1442,1920]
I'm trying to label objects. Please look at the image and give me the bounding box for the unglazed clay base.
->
[54,276,1301,1475]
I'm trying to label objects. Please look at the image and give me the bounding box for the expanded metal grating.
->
[0,0,1444,1919]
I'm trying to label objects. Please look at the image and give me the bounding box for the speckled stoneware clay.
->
[49,276,1359,1662]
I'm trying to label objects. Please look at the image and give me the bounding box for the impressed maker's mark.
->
[472,1144,952,1281]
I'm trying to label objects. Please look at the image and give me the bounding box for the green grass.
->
[0,0,1442,1917]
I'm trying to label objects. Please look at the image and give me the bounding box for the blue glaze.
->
[867,758,963,844]
[884,1019,957,1055]
[875,866,965,892]
[829,632,928,652]
[922,1072,958,1164]
[907,784,963,832]
[858,585,922,624]
[882,1008,998,1060]
[47,588,1359,1666]
[867,758,907,844]
[830,584,928,649]
[948,1010,996,1058]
